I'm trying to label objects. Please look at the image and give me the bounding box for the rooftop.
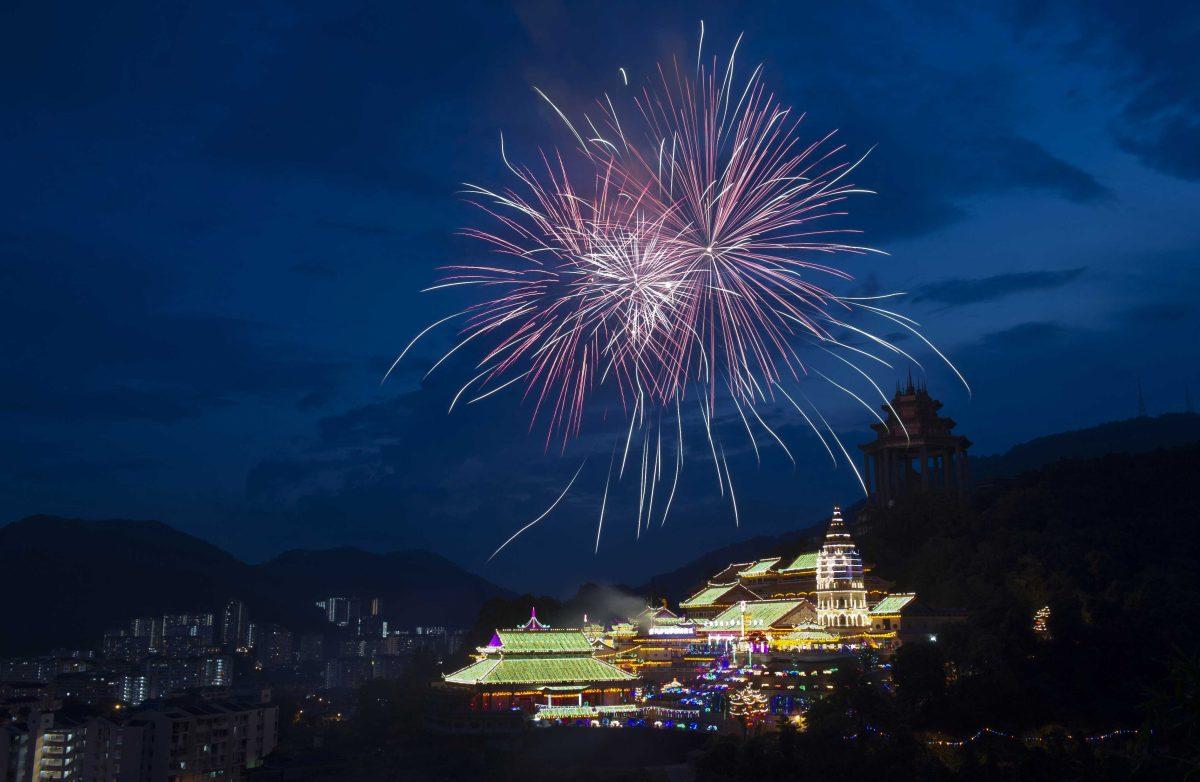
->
[869,593,917,615]
[778,551,819,572]
[444,656,636,686]
[780,623,840,643]
[680,582,755,608]
[488,629,595,654]
[705,599,813,630]
[738,558,782,577]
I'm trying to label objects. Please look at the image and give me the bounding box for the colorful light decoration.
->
[728,684,769,729]
[1033,605,1051,637]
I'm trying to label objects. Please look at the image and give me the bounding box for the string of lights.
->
[842,725,1143,746]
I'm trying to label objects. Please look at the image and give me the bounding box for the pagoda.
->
[858,376,971,507]
[815,507,869,631]
[442,608,637,713]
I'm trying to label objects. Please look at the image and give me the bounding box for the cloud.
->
[913,267,1086,306]
[1014,0,1200,181]
[972,321,1072,351]
[185,2,1113,242]
[0,232,347,423]
[1115,301,1194,326]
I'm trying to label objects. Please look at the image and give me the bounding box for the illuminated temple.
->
[438,507,960,725]
[442,610,637,713]
[439,387,968,727]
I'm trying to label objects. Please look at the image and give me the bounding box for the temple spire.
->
[520,606,549,631]
[825,506,849,539]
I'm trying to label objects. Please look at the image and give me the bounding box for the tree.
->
[728,684,769,737]
[892,639,947,724]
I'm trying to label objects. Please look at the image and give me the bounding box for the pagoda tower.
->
[815,507,869,631]
[858,377,971,507]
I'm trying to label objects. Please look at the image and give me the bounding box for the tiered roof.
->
[738,557,782,577]
[445,656,634,686]
[862,377,972,450]
[705,599,814,630]
[869,593,917,615]
[680,582,760,608]
[447,611,636,687]
[709,562,754,582]
[778,551,819,572]
[490,629,594,653]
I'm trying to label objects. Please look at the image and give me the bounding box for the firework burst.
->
[389,26,968,557]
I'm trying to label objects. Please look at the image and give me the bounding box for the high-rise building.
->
[158,614,216,658]
[199,656,232,688]
[129,617,162,653]
[1,721,34,782]
[28,711,87,782]
[445,629,468,657]
[381,632,413,656]
[316,598,360,627]
[221,600,250,650]
[355,614,387,639]
[118,674,149,706]
[102,630,150,662]
[296,635,325,663]
[324,658,371,691]
[370,656,409,681]
[128,699,278,781]
[0,658,56,683]
[253,624,293,669]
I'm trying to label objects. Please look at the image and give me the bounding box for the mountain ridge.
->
[630,412,1200,601]
[0,516,512,655]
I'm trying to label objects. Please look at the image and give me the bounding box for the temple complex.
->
[438,506,965,730]
[859,377,972,507]
[441,384,973,729]
[442,610,636,713]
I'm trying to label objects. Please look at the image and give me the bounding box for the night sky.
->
[4,1,1198,594]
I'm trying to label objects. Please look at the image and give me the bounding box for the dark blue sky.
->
[3,1,1198,594]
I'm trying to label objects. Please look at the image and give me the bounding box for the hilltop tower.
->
[815,507,869,631]
[858,377,971,507]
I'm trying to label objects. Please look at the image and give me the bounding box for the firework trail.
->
[389,27,968,558]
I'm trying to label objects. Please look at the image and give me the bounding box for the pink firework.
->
[609,51,882,410]
[423,153,695,441]
[391,30,967,556]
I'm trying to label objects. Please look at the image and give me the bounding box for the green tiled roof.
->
[870,593,916,615]
[495,630,595,653]
[781,623,839,643]
[444,656,636,685]
[705,599,812,630]
[680,584,739,608]
[535,704,638,719]
[738,558,782,577]
[779,551,819,572]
